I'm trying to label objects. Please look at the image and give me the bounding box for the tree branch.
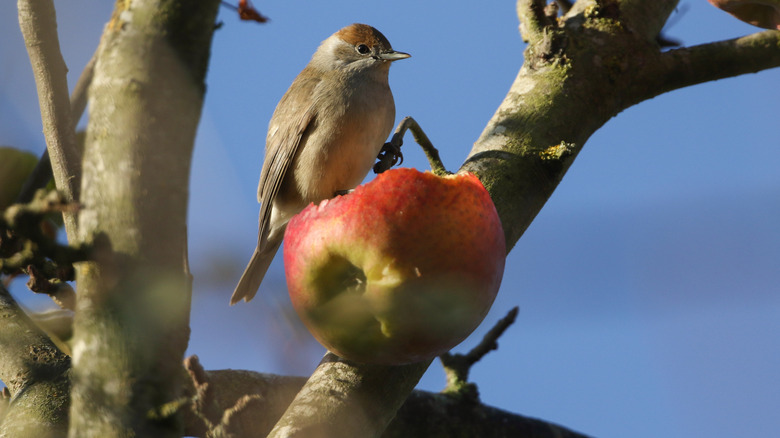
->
[517,0,553,43]
[654,30,780,97]
[16,46,99,207]
[0,283,70,438]
[17,0,81,239]
[267,353,431,438]
[179,367,590,438]
[68,1,220,436]
[463,3,779,251]
[617,0,679,42]
[440,307,519,398]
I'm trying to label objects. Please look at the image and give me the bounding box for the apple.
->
[708,0,780,30]
[283,168,506,365]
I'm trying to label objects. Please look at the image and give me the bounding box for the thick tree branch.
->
[462,3,779,251]
[68,1,220,437]
[17,0,81,239]
[180,367,590,438]
[267,353,431,438]
[0,283,70,438]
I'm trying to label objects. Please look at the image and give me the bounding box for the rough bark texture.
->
[267,354,431,438]
[0,284,70,438]
[180,368,591,438]
[67,1,220,437]
[463,0,780,250]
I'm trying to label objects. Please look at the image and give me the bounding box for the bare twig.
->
[1,191,88,278]
[185,355,221,428]
[1,191,88,310]
[16,47,97,205]
[377,116,449,176]
[18,0,82,238]
[69,48,97,120]
[439,306,520,399]
[184,355,264,438]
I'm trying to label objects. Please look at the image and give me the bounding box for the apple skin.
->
[283,168,506,365]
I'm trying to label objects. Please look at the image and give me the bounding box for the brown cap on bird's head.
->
[336,23,393,51]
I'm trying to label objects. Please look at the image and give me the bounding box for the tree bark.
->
[0,284,70,438]
[68,1,219,437]
[463,0,780,248]
[180,368,591,438]
[17,0,81,238]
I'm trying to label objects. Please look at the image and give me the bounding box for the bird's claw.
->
[373,141,404,174]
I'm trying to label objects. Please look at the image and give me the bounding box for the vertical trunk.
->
[69,1,219,437]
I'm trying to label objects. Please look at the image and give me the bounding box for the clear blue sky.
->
[2,2,779,437]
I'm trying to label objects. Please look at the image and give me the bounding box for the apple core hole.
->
[314,255,367,301]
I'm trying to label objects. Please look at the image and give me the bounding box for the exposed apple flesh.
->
[283,168,506,365]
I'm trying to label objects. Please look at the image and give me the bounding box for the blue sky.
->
[2,1,779,437]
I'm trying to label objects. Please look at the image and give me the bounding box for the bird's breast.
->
[290,80,395,205]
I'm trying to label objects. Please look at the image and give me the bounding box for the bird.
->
[231,23,410,305]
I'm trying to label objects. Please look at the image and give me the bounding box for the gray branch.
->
[462,2,780,250]
[0,283,70,438]
[181,368,591,438]
[17,0,81,239]
[267,353,431,438]
[654,30,780,98]
[67,1,221,437]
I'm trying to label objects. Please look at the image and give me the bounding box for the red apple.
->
[283,168,506,365]
[708,0,780,30]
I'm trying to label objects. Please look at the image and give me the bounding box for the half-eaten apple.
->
[283,168,506,365]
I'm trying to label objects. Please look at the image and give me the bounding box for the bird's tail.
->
[230,237,283,305]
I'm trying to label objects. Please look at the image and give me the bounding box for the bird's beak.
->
[378,50,411,61]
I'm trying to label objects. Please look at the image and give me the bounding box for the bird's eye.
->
[356,44,370,54]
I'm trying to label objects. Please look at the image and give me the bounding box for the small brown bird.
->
[231,24,410,304]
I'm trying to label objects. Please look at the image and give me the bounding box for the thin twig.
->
[380,116,449,176]
[184,354,264,437]
[439,306,520,399]
[1,191,89,281]
[18,0,82,238]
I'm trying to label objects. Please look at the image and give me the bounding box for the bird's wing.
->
[255,98,317,250]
